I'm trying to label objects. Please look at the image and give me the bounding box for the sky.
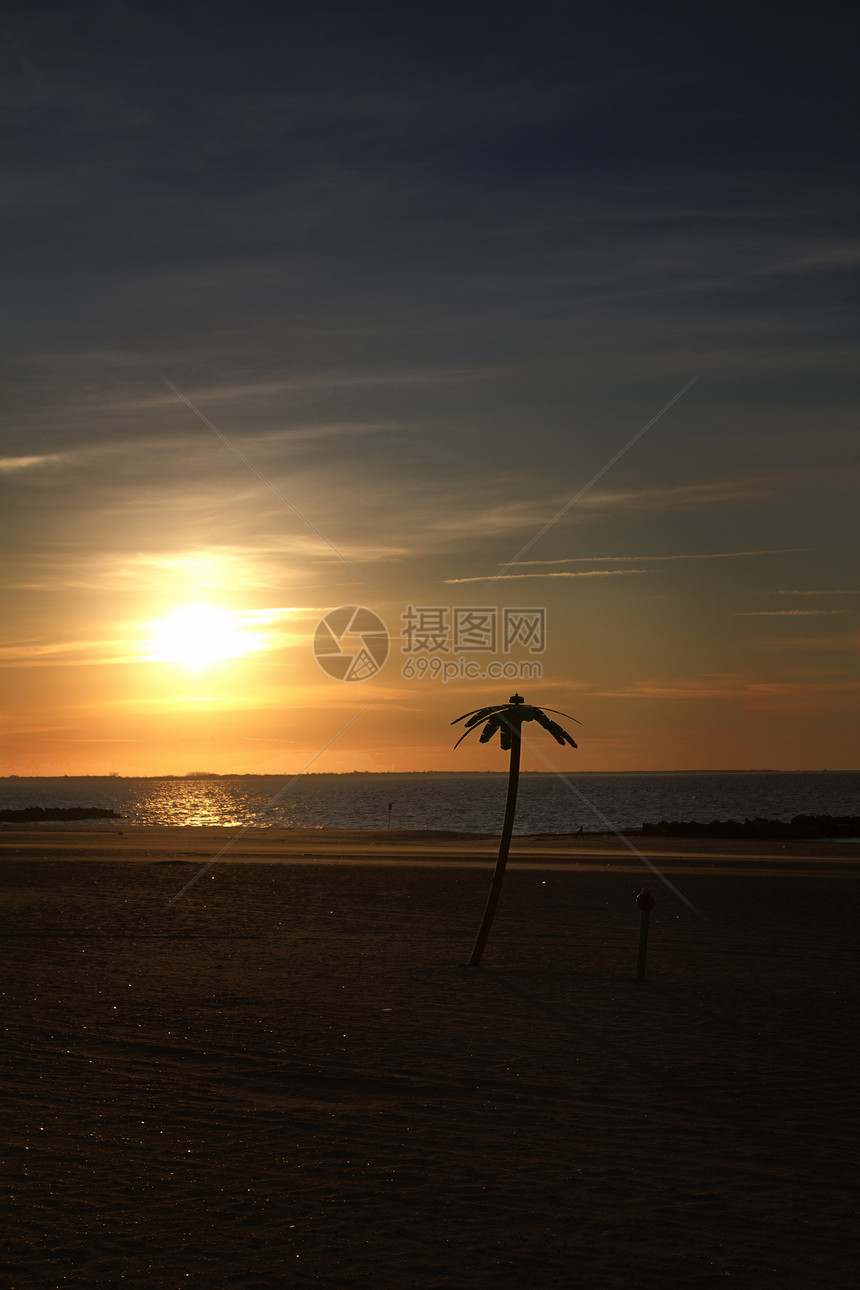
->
[2,0,858,776]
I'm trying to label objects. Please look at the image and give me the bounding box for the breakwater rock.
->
[0,806,123,823]
[640,814,860,840]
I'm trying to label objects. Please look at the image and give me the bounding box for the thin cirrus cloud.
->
[431,486,783,573]
[736,610,850,617]
[0,547,321,594]
[0,638,144,668]
[755,637,855,650]
[593,678,860,699]
[563,479,774,511]
[508,549,807,565]
[0,607,309,669]
[0,454,69,473]
[444,549,809,585]
[444,570,651,584]
[46,366,492,419]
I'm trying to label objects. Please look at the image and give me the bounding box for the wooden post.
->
[635,889,655,981]
[469,725,521,967]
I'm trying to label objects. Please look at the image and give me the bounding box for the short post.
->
[635,888,655,981]
[387,802,393,829]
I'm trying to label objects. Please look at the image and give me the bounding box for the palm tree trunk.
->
[469,726,521,967]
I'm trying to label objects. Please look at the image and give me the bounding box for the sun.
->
[147,605,257,669]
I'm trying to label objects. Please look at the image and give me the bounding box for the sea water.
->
[1,772,857,835]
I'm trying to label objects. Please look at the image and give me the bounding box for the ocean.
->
[1,772,857,835]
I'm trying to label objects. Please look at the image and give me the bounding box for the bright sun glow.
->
[147,605,258,669]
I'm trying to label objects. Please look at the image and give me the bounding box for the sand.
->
[3,827,859,1288]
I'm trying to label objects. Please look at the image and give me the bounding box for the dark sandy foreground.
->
[2,829,859,1288]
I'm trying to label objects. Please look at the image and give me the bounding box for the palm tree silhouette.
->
[452,694,579,966]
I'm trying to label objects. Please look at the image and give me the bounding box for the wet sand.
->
[3,828,859,1287]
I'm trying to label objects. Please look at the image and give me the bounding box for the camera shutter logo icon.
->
[313,606,389,682]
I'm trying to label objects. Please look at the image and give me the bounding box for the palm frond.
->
[478,713,505,744]
[451,704,507,726]
[531,709,577,747]
[539,706,583,726]
[452,698,579,750]
[464,710,496,730]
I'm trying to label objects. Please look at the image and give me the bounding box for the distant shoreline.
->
[2,769,857,780]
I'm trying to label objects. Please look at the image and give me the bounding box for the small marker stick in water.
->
[635,888,655,981]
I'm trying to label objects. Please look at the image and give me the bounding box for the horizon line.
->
[2,768,856,779]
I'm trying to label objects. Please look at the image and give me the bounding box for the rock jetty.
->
[639,814,860,840]
[0,806,122,823]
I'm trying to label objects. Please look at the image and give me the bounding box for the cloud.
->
[736,610,850,617]
[0,533,415,593]
[443,542,808,586]
[509,549,807,565]
[0,637,141,668]
[572,480,774,510]
[593,678,860,700]
[0,605,312,668]
[754,637,855,651]
[444,569,651,584]
[407,479,780,570]
[766,589,860,596]
[23,364,492,420]
[0,454,68,473]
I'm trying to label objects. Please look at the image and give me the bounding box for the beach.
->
[4,828,859,1288]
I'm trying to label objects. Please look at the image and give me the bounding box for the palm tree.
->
[452,693,579,966]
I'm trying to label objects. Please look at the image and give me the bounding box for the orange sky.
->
[2,4,858,776]
[2,503,858,774]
